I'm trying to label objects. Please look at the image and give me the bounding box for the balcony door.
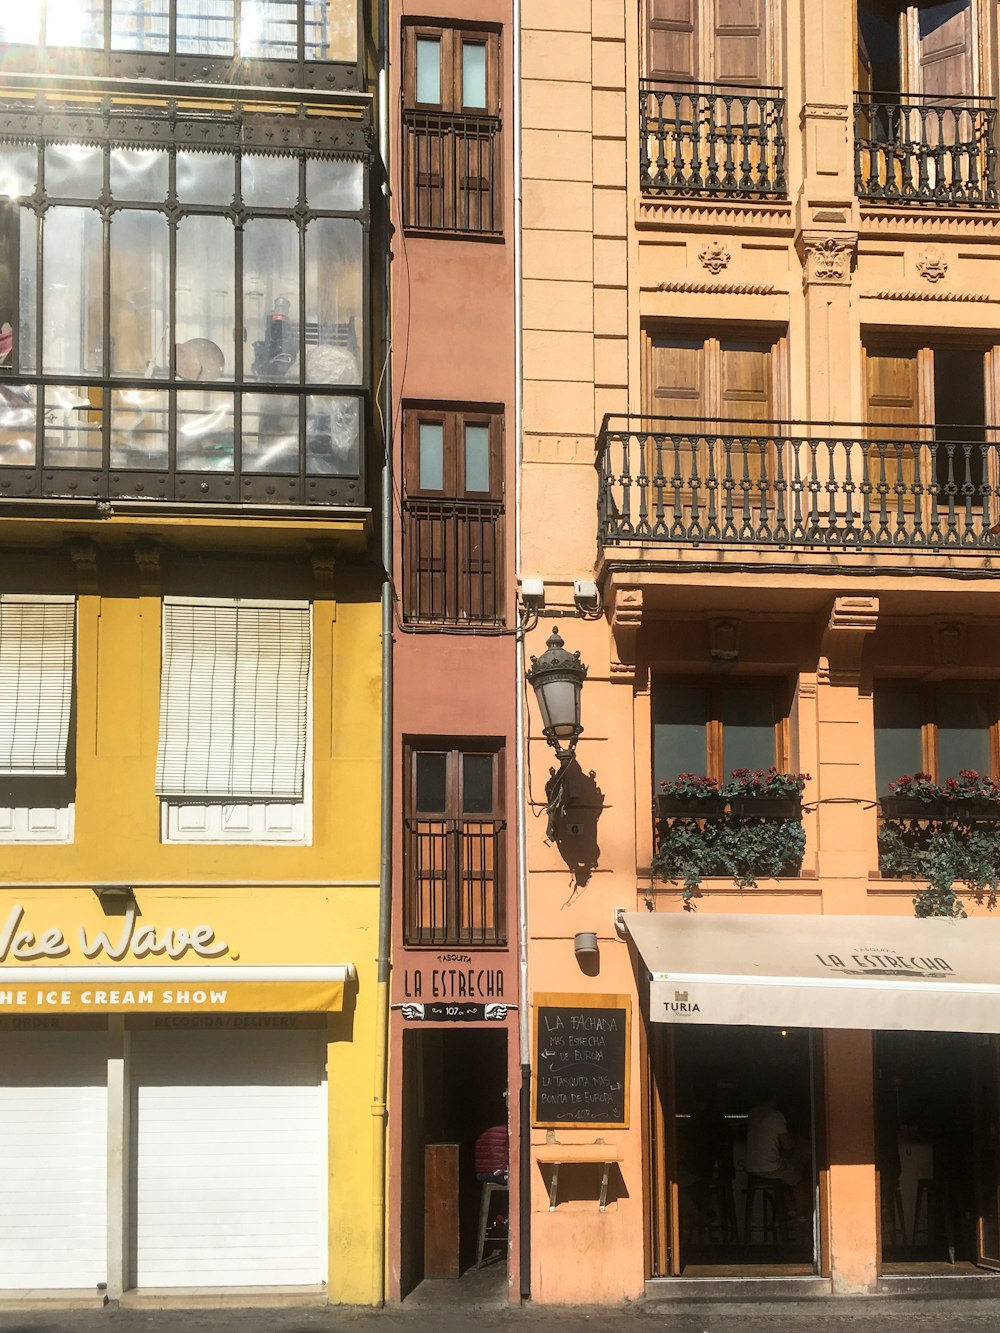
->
[863,341,998,537]
[644,330,784,537]
[646,0,770,86]
[858,0,977,99]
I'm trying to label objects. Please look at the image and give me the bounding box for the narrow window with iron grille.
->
[404,742,506,947]
[402,404,505,626]
[401,23,502,235]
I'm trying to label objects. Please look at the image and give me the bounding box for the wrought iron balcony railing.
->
[401,109,502,235]
[854,92,998,206]
[403,496,505,626]
[597,415,1000,552]
[403,817,506,947]
[640,79,787,199]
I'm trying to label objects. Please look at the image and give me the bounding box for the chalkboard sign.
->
[533,992,631,1128]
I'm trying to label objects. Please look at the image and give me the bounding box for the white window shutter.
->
[0,598,75,777]
[156,601,310,800]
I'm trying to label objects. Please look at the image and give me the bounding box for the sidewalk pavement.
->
[3,1296,1000,1333]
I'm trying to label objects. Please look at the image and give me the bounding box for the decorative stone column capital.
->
[796,231,858,287]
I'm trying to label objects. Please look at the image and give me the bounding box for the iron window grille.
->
[404,745,506,947]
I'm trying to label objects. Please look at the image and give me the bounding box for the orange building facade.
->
[519,0,1000,1303]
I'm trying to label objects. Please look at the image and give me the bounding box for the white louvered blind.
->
[0,598,75,777]
[156,601,311,800]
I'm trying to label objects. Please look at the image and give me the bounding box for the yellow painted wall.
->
[0,543,383,1304]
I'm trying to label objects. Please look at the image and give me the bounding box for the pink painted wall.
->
[387,0,519,1302]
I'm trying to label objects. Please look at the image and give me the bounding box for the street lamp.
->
[526,627,588,837]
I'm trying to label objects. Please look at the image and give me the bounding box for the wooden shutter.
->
[0,597,74,776]
[647,0,699,82]
[648,337,708,426]
[720,340,772,489]
[915,0,974,97]
[713,0,767,86]
[156,601,310,800]
[865,347,921,509]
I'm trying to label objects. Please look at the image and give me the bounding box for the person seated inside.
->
[745,1090,811,1222]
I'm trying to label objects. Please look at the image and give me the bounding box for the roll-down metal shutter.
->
[0,1030,108,1288]
[132,1028,327,1287]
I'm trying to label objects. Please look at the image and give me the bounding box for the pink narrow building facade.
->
[386,0,520,1300]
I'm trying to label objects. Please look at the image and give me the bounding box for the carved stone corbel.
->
[133,541,161,595]
[818,596,879,685]
[709,618,740,663]
[69,538,100,595]
[309,544,337,602]
[609,587,643,685]
[934,622,963,669]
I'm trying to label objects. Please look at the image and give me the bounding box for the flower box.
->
[655,793,727,819]
[879,795,938,820]
[880,795,1000,822]
[728,795,802,820]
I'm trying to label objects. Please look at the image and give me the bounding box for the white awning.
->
[623,912,1000,1034]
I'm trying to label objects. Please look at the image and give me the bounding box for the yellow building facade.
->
[0,0,385,1304]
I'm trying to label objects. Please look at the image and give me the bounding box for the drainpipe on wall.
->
[371,0,393,1307]
[511,0,530,1302]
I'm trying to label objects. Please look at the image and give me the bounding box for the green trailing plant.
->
[650,812,806,909]
[879,816,1000,919]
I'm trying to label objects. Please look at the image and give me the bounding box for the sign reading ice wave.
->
[533,992,631,1128]
[0,904,230,963]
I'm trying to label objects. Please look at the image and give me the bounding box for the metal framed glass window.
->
[0,0,361,89]
[0,101,370,508]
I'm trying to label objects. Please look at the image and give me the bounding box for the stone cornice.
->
[636,197,795,235]
[860,288,995,302]
[645,280,781,295]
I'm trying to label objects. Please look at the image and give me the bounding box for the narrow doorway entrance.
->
[400,1027,509,1299]
[877,1031,1000,1272]
[651,1024,820,1277]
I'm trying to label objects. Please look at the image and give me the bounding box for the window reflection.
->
[242,154,299,208]
[109,149,169,202]
[45,144,103,197]
[3,0,358,59]
[43,208,103,376]
[110,211,170,377]
[243,393,299,472]
[0,3,43,44]
[0,385,36,466]
[42,385,103,468]
[245,218,300,382]
[175,215,235,377]
[306,394,359,475]
[304,217,363,385]
[0,147,38,201]
[176,152,235,205]
[111,388,169,468]
[44,0,102,47]
[176,390,234,470]
[176,0,234,55]
[111,0,169,50]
